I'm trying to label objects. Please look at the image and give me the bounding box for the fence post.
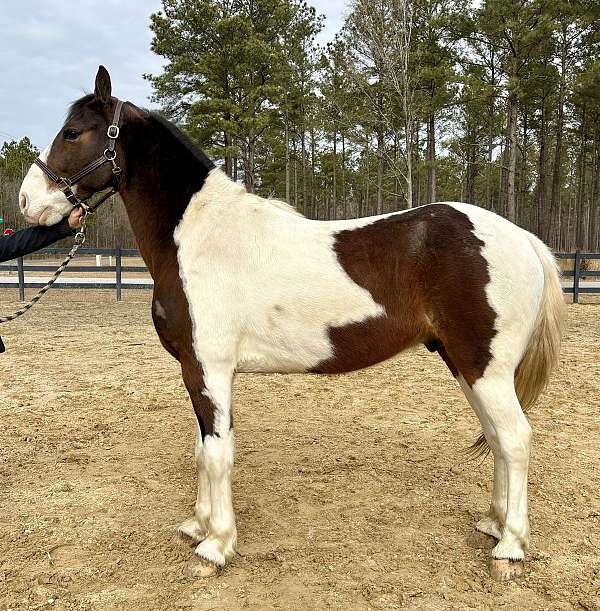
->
[17,257,25,302]
[573,249,581,304]
[115,247,122,302]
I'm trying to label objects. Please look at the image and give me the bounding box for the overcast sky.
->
[0,1,346,149]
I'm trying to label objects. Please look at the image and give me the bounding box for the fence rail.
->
[0,247,152,302]
[555,251,600,303]
[0,247,599,303]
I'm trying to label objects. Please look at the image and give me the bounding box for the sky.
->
[0,0,346,149]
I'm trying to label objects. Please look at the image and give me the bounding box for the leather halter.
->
[34,99,125,215]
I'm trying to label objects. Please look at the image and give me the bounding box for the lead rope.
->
[0,225,86,324]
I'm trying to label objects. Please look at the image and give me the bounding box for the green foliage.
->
[0,138,39,180]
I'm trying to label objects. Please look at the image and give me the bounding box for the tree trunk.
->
[342,132,347,219]
[332,126,337,220]
[519,110,529,227]
[376,126,384,214]
[536,98,548,237]
[224,131,233,177]
[293,137,298,211]
[426,113,436,204]
[506,97,518,223]
[394,133,400,210]
[548,24,568,246]
[590,122,600,250]
[365,134,370,217]
[486,96,495,211]
[575,107,588,249]
[404,116,413,208]
[243,135,256,194]
[301,125,307,217]
[414,123,421,207]
[285,111,290,204]
[310,125,316,219]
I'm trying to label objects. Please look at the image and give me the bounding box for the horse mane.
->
[147,112,216,172]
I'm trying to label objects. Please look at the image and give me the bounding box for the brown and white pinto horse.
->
[19,67,564,581]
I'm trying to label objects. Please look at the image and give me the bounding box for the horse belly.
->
[236,307,423,374]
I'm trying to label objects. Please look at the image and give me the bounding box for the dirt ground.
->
[0,291,599,611]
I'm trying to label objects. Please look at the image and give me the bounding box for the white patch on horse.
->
[19,146,74,226]
[154,299,167,320]
[174,168,386,374]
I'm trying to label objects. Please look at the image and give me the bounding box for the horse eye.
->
[63,129,80,141]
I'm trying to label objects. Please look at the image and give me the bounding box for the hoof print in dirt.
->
[490,558,524,581]
[185,555,220,579]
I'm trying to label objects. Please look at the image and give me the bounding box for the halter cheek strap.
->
[34,99,125,215]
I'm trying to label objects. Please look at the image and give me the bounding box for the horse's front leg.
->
[181,357,236,577]
[176,421,211,544]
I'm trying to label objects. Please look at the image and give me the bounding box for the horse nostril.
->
[19,193,28,211]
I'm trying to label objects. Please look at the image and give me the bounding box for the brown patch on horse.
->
[312,205,496,385]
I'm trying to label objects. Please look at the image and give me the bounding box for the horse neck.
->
[118,116,213,277]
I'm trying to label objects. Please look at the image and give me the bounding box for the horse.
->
[18,66,565,581]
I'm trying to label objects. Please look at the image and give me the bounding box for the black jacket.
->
[0,219,75,263]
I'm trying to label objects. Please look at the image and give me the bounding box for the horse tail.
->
[514,234,565,412]
[468,233,565,460]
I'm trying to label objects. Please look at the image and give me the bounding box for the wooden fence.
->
[0,247,599,303]
[555,251,600,303]
[0,247,151,302]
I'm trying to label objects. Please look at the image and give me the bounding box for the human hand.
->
[68,207,85,230]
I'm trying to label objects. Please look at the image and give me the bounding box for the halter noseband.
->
[34,99,125,216]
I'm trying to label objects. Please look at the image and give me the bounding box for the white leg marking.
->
[469,375,531,560]
[177,423,210,543]
[194,424,211,530]
[458,375,506,539]
[193,368,236,566]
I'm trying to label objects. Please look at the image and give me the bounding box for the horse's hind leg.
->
[458,377,506,541]
[463,374,532,581]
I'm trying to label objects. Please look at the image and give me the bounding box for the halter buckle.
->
[107,125,120,139]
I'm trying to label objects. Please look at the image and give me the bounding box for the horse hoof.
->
[185,555,219,579]
[174,518,206,546]
[490,558,524,581]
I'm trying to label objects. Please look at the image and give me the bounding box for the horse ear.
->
[94,65,112,104]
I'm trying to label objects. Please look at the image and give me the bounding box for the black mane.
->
[148,112,215,172]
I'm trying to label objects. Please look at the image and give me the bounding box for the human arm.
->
[0,209,84,263]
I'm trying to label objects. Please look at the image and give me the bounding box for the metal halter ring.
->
[104,148,117,161]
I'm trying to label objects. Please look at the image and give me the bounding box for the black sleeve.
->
[0,219,75,263]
